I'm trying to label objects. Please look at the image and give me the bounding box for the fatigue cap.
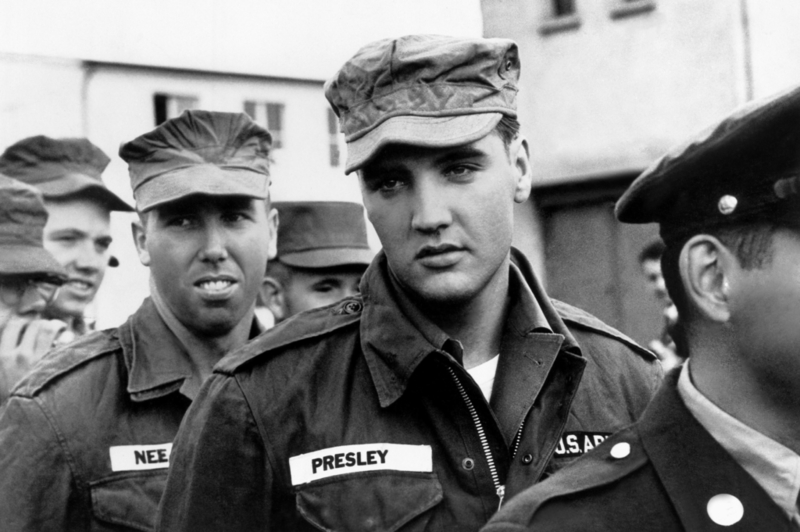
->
[0,136,132,212]
[119,110,272,212]
[0,174,66,282]
[274,201,373,268]
[617,85,800,242]
[325,34,520,174]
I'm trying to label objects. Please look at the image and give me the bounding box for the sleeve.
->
[0,396,79,531]
[156,373,272,531]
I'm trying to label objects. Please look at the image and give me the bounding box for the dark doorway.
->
[534,175,663,347]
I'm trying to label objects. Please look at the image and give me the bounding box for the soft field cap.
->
[0,136,132,212]
[325,34,520,174]
[0,174,67,281]
[616,84,800,242]
[274,201,373,268]
[119,110,272,212]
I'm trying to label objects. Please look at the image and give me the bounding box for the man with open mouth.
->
[159,35,662,532]
[0,136,134,342]
[0,110,277,531]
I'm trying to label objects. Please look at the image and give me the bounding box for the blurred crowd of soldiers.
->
[0,32,798,532]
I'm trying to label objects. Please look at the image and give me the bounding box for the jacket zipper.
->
[448,367,523,511]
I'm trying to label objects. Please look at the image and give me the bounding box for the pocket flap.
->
[90,470,167,531]
[297,471,443,532]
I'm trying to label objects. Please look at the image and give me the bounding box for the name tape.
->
[553,432,611,458]
[109,443,173,472]
[289,443,432,485]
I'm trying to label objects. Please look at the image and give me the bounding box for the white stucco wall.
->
[483,0,747,184]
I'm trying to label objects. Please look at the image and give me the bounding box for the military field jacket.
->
[0,299,200,531]
[482,369,795,532]
[157,249,661,532]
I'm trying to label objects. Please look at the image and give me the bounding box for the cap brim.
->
[38,173,134,212]
[344,113,504,174]
[0,245,67,282]
[279,247,374,269]
[136,166,269,212]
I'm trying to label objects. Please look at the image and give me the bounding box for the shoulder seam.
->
[552,299,655,361]
[216,311,361,374]
[14,334,121,397]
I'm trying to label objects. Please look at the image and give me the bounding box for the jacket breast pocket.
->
[89,470,167,531]
[296,470,443,532]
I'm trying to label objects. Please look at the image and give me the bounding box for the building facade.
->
[482,0,800,344]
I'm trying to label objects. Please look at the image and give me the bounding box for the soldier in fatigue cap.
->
[159,35,660,532]
[484,84,800,531]
[0,175,66,404]
[0,136,133,342]
[0,110,277,531]
[259,201,373,323]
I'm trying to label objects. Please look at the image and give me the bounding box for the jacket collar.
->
[120,297,194,402]
[119,298,264,402]
[639,369,791,530]
[360,248,581,411]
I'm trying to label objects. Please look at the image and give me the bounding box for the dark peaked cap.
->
[617,84,800,242]
[0,174,66,281]
[119,110,272,212]
[274,201,373,268]
[0,136,132,212]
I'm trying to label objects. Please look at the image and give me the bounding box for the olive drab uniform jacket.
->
[481,370,796,532]
[0,298,261,532]
[156,248,662,532]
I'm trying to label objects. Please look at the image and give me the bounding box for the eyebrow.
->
[433,146,488,166]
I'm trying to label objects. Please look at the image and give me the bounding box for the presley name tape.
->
[289,443,432,485]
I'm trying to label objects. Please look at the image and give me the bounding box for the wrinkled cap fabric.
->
[0,136,133,212]
[616,84,800,243]
[274,201,374,268]
[119,110,272,212]
[325,34,520,174]
[0,174,67,282]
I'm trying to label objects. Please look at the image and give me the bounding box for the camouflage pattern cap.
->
[274,201,373,268]
[325,34,520,174]
[119,110,272,212]
[616,84,800,243]
[0,136,132,212]
[0,174,66,281]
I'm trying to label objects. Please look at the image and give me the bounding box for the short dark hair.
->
[638,239,666,264]
[494,115,521,151]
[661,221,777,319]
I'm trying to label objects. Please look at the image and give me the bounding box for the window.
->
[553,0,575,17]
[539,0,581,35]
[153,94,197,125]
[610,0,656,19]
[244,101,285,148]
[327,109,341,167]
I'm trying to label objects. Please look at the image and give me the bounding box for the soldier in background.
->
[638,238,683,371]
[0,136,133,341]
[484,84,800,531]
[0,111,276,531]
[260,201,373,323]
[0,175,66,403]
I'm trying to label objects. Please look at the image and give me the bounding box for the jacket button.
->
[610,442,631,459]
[462,458,475,471]
[521,453,533,465]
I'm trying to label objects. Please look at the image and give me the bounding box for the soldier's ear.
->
[260,276,286,323]
[679,235,734,323]
[510,136,532,204]
[131,221,150,267]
